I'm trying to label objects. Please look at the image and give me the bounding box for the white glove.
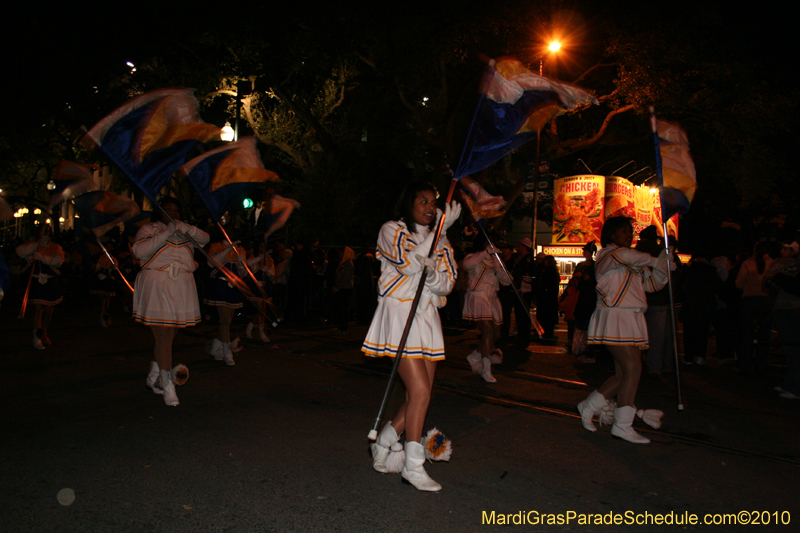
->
[658,248,677,271]
[174,221,191,234]
[485,245,500,256]
[416,254,437,282]
[437,201,462,233]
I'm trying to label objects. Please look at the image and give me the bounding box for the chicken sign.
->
[552,175,605,244]
[552,175,678,245]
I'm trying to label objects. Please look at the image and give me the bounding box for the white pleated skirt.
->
[462,290,503,325]
[133,269,201,328]
[362,297,445,361]
[587,306,649,349]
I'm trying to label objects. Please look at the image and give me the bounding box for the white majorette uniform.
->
[132,221,210,327]
[362,220,456,361]
[462,249,511,325]
[587,244,669,349]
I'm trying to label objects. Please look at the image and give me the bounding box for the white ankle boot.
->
[480,357,497,383]
[159,369,179,406]
[146,361,163,394]
[401,441,441,491]
[466,350,482,373]
[222,343,235,366]
[32,329,45,350]
[258,325,270,343]
[209,338,224,360]
[371,422,399,473]
[245,322,254,339]
[577,390,607,432]
[611,405,650,444]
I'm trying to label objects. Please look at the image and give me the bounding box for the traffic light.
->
[242,197,254,209]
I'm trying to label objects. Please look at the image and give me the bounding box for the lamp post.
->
[531,41,561,251]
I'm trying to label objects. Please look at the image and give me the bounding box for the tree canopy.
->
[2,2,796,250]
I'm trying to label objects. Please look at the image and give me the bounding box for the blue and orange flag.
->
[649,107,697,220]
[454,57,596,179]
[180,136,279,221]
[48,161,98,209]
[73,191,140,238]
[83,88,221,203]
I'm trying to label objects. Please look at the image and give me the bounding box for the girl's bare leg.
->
[599,345,642,407]
[42,305,54,330]
[478,320,494,357]
[391,358,437,442]
[218,306,234,343]
[33,304,44,330]
[151,326,177,371]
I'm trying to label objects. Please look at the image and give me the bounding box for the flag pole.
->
[94,238,134,293]
[368,178,458,441]
[649,105,684,411]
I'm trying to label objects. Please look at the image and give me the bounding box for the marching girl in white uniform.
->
[362,182,460,492]
[132,198,209,406]
[577,216,672,443]
[462,237,511,382]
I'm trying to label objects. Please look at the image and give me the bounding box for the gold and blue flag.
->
[649,109,697,220]
[83,88,220,203]
[180,137,279,222]
[453,57,596,179]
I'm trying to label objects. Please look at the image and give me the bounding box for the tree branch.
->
[553,104,636,155]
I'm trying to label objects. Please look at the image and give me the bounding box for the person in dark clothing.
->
[498,242,517,342]
[572,242,597,360]
[636,226,681,376]
[354,244,378,324]
[536,255,560,339]
[504,238,535,347]
[679,256,722,365]
[287,241,315,322]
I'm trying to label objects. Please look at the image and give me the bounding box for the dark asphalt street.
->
[1,300,798,532]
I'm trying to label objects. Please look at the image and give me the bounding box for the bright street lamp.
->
[220,122,235,142]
